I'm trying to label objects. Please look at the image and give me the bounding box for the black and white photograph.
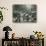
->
[13,5,37,23]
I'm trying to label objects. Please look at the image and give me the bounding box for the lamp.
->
[3,26,12,39]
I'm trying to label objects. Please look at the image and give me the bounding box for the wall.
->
[0,0,46,46]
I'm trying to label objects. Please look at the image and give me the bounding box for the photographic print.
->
[13,5,37,23]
